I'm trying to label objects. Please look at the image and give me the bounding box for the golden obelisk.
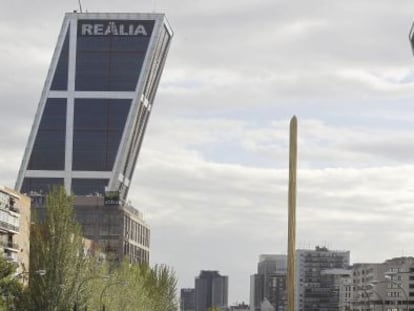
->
[287,116,297,311]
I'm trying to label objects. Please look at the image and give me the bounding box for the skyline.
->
[2,0,414,303]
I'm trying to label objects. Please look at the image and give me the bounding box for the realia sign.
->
[78,20,152,36]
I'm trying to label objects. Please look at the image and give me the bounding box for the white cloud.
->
[2,0,414,303]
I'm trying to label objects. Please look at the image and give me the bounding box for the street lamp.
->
[14,269,46,278]
[5,269,46,311]
[99,281,128,311]
[14,269,46,283]
[385,274,408,311]
[353,285,371,311]
[74,275,110,311]
[371,276,408,311]
[367,283,385,311]
[353,284,385,311]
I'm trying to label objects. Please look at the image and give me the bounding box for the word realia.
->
[80,21,148,36]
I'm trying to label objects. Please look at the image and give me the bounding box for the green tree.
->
[24,186,88,310]
[84,261,178,311]
[141,264,178,311]
[17,185,179,311]
[0,256,22,311]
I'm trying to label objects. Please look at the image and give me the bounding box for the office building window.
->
[28,99,67,170]
[72,98,131,171]
[75,20,154,91]
[71,178,109,195]
[21,178,64,195]
[51,28,70,90]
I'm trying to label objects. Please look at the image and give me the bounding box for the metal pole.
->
[100,281,127,311]
[287,116,297,311]
[370,288,385,311]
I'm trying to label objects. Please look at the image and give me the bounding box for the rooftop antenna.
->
[78,0,83,13]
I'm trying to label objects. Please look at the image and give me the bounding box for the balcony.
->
[5,254,17,263]
[9,205,20,214]
[0,221,19,233]
[0,240,19,252]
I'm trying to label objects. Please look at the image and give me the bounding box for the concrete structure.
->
[295,246,350,311]
[181,288,195,311]
[0,186,30,277]
[195,270,228,311]
[250,274,265,311]
[260,299,275,311]
[350,263,385,311]
[350,257,414,311]
[338,272,352,311]
[287,116,297,311]
[30,193,149,263]
[250,255,287,311]
[15,12,172,264]
[319,269,351,311]
[229,302,249,311]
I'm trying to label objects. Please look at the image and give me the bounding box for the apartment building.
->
[0,186,30,275]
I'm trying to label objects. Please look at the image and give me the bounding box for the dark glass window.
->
[71,178,109,195]
[21,178,64,195]
[51,28,70,90]
[121,28,171,184]
[72,98,131,171]
[28,98,66,170]
[75,20,154,91]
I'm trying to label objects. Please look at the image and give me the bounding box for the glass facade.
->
[75,20,154,91]
[72,98,131,171]
[16,13,172,265]
[71,178,109,195]
[50,28,70,90]
[120,25,172,198]
[18,14,172,200]
[21,178,64,194]
[27,98,67,170]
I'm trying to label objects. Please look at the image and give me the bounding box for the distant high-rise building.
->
[250,255,287,311]
[15,12,173,263]
[295,246,350,311]
[195,270,228,311]
[181,288,195,311]
[250,274,264,311]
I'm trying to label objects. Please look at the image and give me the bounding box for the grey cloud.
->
[3,0,414,303]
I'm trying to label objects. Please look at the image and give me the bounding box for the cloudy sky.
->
[2,0,414,304]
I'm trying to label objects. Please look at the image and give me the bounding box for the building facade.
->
[349,257,414,311]
[295,247,350,311]
[338,272,352,311]
[229,302,249,311]
[181,288,196,311]
[0,186,30,277]
[15,12,172,263]
[50,195,149,263]
[16,12,173,200]
[250,274,264,311]
[195,270,228,311]
[250,254,287,311]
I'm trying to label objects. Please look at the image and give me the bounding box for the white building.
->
[295,246,350,311]
[350,257,414,311]
[0,186,31,280]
